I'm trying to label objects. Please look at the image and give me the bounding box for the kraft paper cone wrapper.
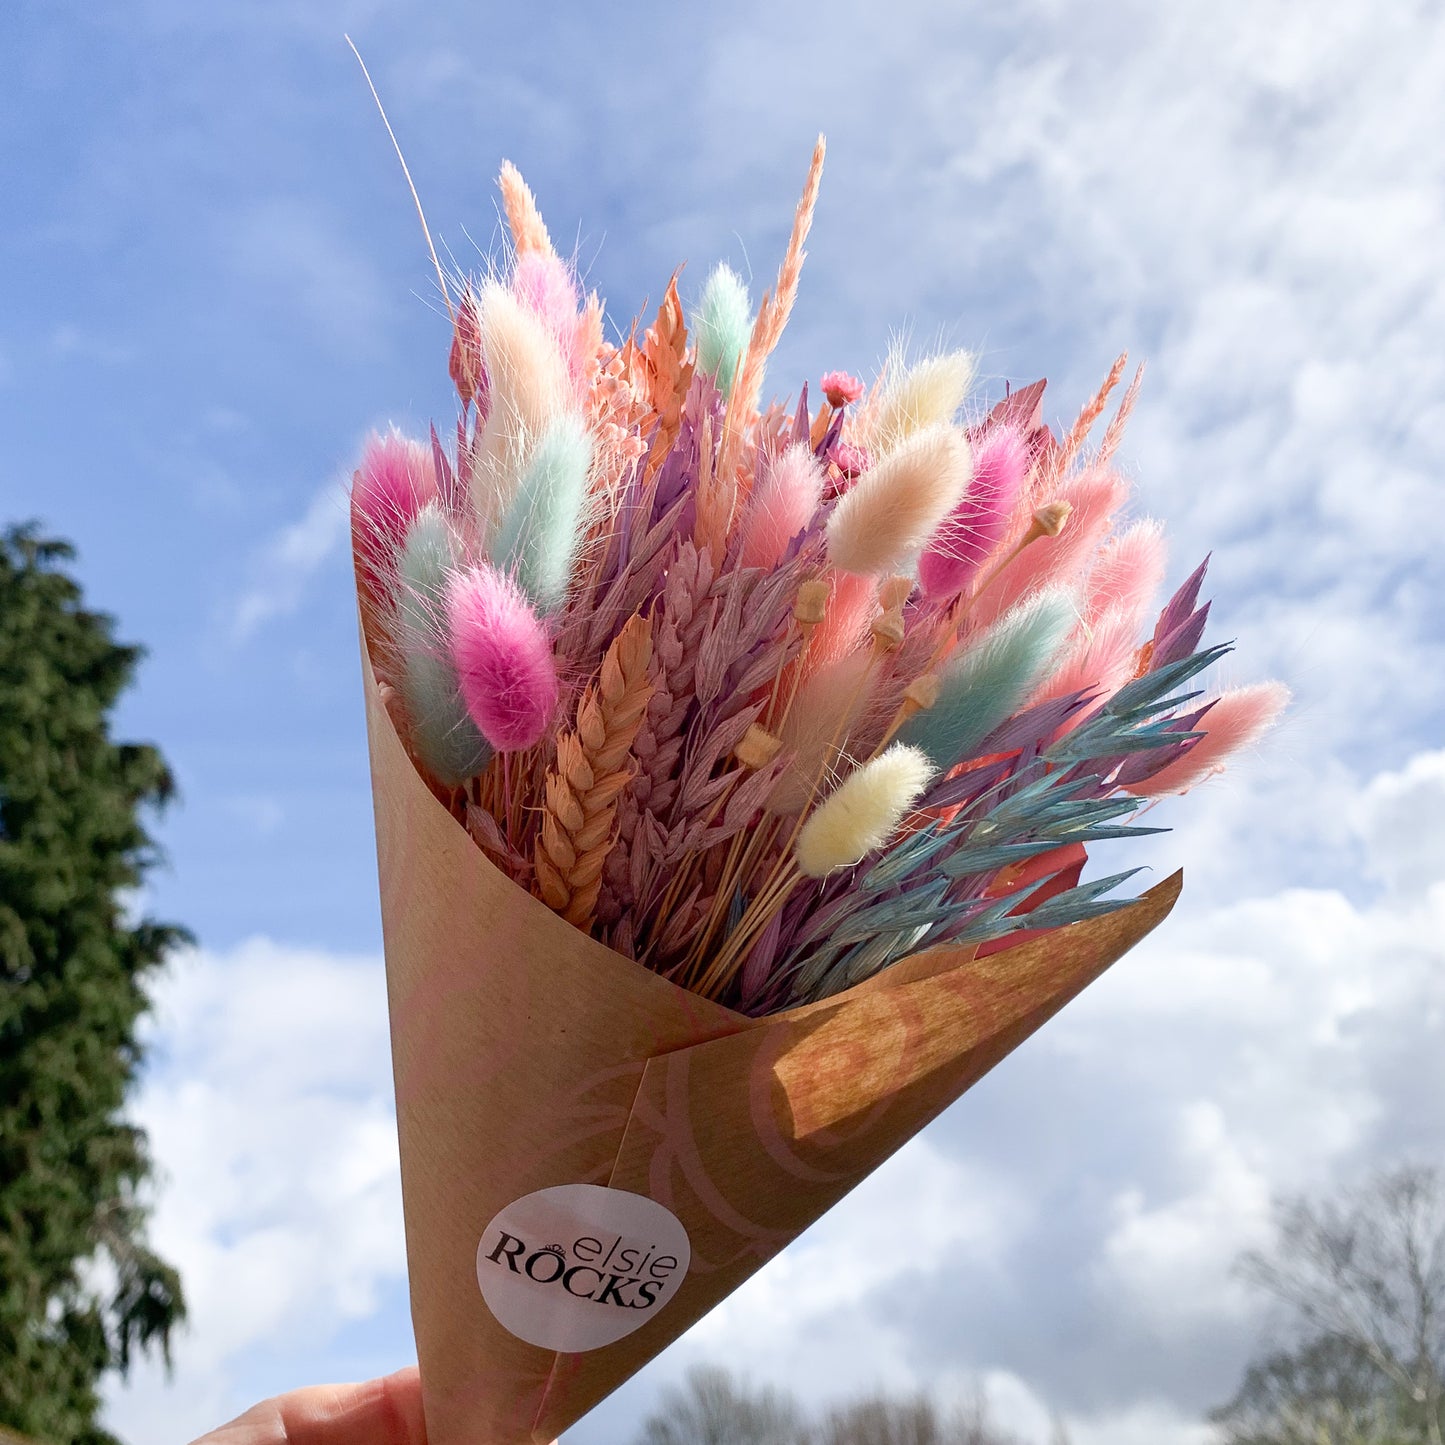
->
[359,627,1181,1444]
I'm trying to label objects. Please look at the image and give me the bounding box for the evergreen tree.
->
[1,525,187,1444]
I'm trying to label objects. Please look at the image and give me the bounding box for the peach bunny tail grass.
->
[498,160,555,257]
[534,612,655,927]
[803,569,881,676]
[470,281,573,533]
[739,442,827,572]
[1083,518,1168,631]
[795,743,936,878]
[1124,680,1292,798]
[769,647,878,816]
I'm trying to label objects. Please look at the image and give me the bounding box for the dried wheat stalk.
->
[499,160,554,256]
[638,275,695,484]
[716,135,827,500]
[534,612,654,927]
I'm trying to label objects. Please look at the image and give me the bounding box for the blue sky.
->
[4,3,1444,1443]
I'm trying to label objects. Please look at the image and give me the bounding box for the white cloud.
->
[1352,750,1445,899]
[102,939,403,1444]
[1096,1104,1273,1336]
[230,482,350,642]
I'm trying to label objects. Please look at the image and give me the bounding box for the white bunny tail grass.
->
[795,743,936,878]
[826,424,972,576]
[867,347,976,457]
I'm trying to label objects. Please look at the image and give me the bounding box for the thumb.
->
[190,1365,426,1444]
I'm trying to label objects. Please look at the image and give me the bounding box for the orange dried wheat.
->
[534,612,655,927]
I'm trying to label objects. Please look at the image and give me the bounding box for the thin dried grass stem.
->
[1043,351,1127,491]
[717,137,827,507]
[346,37,453,325]
[1096,361,1145,467]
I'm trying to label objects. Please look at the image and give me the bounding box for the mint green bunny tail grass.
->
[897,589,1079,769]
[491,413,594,614]
[693,263,752,400]
[396,503,493,786]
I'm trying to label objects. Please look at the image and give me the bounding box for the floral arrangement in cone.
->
[349,138,1285,1444]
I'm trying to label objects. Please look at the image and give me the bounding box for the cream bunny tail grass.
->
[795,744,936,878]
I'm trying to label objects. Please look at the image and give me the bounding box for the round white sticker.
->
[476,1184,691,1352]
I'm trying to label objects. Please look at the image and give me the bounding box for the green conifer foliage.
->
[1,525,187,1444]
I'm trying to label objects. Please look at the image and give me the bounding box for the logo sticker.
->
[476,1184,691,1352]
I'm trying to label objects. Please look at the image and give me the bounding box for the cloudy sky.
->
[4,2,1443,1442]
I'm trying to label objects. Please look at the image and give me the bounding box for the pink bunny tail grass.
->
[447,563,560,751]
[1125,681,1292,797]
[971,465,1129,630]
[1084,519,1168,630]
[513,251,581,340]
[351,430,438,595]
[739,442,826,571]
[513,250,600,403]
[805,569,879,674]
[918,426,1031,599]
[1036,603,1142,707]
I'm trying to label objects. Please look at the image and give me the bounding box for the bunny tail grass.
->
[471,282,572,534]
[795,744,935,878]
[897,589,1079,768]
[393,505,493,786]
[492,412,594,613]
[867,348,976,457]
[352,429,437,593]
[826,424,972,576]
[1085,518,1168,629]
[768,648,877,816]
[739,442,826,572]
[918,426,1031,600]
[973,466,1128,629]
[694,263,753,401]
[447,562,560,751]
[1123,681,1291,797]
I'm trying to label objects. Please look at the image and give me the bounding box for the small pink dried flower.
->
[828,440,871,484]
[821,370,865,408]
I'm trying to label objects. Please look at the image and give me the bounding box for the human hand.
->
[188,1365,426,1444]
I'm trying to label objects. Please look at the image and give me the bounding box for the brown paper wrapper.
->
[359,632,1181,1444]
